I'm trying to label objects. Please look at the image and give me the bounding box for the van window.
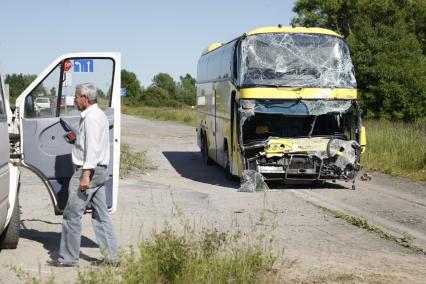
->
[26,64,60,118]
[25,58,114,118]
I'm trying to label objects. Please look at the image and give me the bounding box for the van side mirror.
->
[360,126,367,153]
[24,95,36,117]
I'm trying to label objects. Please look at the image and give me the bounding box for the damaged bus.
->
[196,26,366,184]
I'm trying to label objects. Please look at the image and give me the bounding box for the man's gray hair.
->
[76,83,97,104]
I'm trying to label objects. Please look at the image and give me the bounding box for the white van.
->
[0,70,20,248]
[34,96,51,110]
[0,53,121,249]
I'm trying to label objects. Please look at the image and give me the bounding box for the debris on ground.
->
[238,170,269,192]
[360,172,372,181]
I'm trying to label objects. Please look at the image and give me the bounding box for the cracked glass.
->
[239,33,356,88]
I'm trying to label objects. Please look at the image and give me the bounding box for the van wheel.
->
[0,198,20,249]
[201,135,213,165]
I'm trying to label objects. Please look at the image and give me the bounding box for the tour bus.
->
[196,26,366,184]
[0,53,121,249]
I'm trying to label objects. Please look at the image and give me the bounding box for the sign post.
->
[121,87,126,108]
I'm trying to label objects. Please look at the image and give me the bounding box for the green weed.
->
[362,120,426,181]
[120,143,157,178]
[315,204,425,254]
[123,105,197,127]
[77,224,280,284]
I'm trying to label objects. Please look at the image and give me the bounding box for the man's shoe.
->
[91,259,120,267]
[47,259,78,267]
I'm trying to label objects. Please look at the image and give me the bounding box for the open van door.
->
[14,53,121,215]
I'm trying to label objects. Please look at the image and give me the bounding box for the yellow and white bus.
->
[196,26,366,183]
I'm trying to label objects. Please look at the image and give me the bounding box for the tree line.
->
[5,70,196,108]
[121,70,195,107]
[292,0,426,122]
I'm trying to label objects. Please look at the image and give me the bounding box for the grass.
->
[123,105,197,127]
[75,187,279,283]
[9,225,280,284]
[120,143,157,178]
[314,203,425,254]
[76,223,280,284]
[12,189,282,284]
[362,120,426,181]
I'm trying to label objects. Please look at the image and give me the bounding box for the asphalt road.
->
[0,114,425,283]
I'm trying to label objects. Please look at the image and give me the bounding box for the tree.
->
[177,74,196,105]
[151,73,177,99]
[121,69,142,103]
[5,73,37,105]
[49,87,57,98]
[292,0,426,121]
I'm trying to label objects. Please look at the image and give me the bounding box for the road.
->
[0,114,425,283]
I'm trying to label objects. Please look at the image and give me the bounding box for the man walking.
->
[53,83,118,266]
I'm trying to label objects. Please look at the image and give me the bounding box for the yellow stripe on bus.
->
[246,26,341,37]
[239,88,357,100]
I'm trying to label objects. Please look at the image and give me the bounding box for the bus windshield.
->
[239,33,356,88]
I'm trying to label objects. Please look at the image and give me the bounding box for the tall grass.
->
[123,105,197,127]
[362,120,426,181]
[120,143,157,178]
[77,225,280,284]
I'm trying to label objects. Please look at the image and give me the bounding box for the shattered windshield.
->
[240,100,357,143]
[239,33,356,88]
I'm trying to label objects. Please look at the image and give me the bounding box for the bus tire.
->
[202,134,213,165]
[224,147,238,181]
[224,147,232,180]
[0,197,20,249]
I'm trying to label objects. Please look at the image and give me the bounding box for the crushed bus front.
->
[238,99,363,181]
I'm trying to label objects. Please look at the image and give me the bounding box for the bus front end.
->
[236,28,365,182]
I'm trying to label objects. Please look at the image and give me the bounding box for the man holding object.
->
[54,83,118,267]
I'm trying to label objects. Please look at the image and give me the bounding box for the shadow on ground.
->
[267,180,348,190]
[162,151,350,191]
[20,219,99,262]
[162,151,239,189]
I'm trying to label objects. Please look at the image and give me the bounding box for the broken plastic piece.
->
[238,170,269,192]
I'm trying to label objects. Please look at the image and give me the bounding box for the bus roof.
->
[246,26,341,37]
[203,42,224,54]
[202,26,341,55]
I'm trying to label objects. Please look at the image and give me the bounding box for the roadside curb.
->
[290,189,426,255]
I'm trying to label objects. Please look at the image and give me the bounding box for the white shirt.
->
[72,104,110,169]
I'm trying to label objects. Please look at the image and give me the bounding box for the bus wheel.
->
[202,135,213,165]
[224,148,238,181]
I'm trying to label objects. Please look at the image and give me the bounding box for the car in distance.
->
[34,96,51,110]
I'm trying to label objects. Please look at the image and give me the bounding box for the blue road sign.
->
[121,88,127,96]
[73,59,94,72]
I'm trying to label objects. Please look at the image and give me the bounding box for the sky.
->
[0,0,295,87]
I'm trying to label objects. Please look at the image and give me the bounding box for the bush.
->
[77,225,280,284]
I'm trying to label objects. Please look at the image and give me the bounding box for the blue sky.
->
[0,0,295,87]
